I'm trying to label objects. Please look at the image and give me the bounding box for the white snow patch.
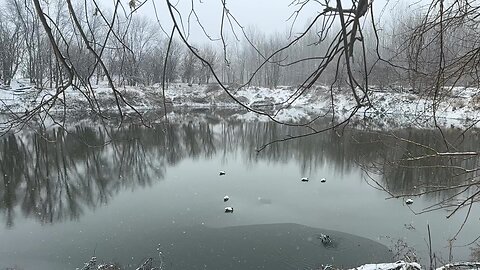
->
[350,261,480,270]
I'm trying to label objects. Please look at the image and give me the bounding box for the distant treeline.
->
[0,0,478,92]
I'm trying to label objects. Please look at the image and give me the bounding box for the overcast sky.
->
[136,0,319,42]
[0,0,423,42]
[128,0,419,42]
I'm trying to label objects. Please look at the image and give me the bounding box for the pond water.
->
[0,112,479,269]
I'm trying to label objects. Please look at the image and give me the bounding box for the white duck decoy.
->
[224,195,230,202]
[320,178,326,183]
[405,199,413,205]
[319,233,332,245]
[224,207,234,213]
[301,177,309,182]
[219,171,226,176]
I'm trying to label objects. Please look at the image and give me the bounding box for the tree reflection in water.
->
[1,116,479,227]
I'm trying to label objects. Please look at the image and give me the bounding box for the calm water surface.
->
[0,113,479,269]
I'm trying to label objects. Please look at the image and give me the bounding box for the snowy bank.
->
[81,259,480,270]
[351,261,480,270]
[1,80,480,129]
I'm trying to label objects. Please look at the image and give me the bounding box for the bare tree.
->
[198,44,218,84]
[181,46,198,85]
[0,5,24,86]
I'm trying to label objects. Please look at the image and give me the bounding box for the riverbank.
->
[1,79,479,129]
[84,257,480,270]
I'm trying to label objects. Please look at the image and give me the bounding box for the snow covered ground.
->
[1,79,480,129]
[85,259,480,270]
[350,261,480,270]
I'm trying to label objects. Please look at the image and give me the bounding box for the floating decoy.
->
[320,178,326,183]
[405,199,413,205]
[319,233,332,245]
[224,195,229,202]
[224,207,234,213]
[219,171,226,176]
[301,177,309,182]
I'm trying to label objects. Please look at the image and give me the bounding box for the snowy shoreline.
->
[1,80,479,129]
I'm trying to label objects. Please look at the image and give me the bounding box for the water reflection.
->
[355,129,480,202]
[1,116,479,227]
